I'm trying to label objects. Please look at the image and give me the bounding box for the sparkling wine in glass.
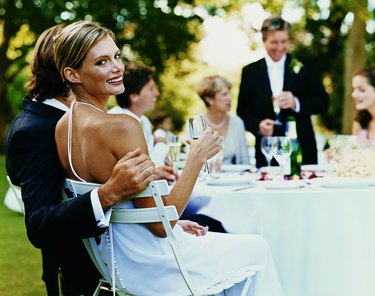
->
[272,95,282,126]
[167,134,181,171]
[261,136,277,167]
[188,115,210,174]
[273,136,292,177]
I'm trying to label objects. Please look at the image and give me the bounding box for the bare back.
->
[55,102,148,184]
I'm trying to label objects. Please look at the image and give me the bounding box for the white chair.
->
[5,176,24,214]
[62,179,261,296]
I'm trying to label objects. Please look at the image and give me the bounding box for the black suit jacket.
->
[6,99,105,295]
[237,54,329,168]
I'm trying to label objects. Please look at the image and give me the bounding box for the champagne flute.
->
[273,136,292,178]
[272,95,282,126]
[167,134,181,172]
[261,136,277,168]
[188,115,210,174]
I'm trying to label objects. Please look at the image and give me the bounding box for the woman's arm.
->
[108,114,222,237]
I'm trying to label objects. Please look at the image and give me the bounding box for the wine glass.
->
[272,96,282,126]
[188,115,210,174]
[273,136,292,177]
[167,134,181,172]
[260,136,277,167]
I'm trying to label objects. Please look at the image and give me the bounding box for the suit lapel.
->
[283,54,293,91]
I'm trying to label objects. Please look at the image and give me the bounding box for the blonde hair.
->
[54,20,115,82]
[196,75,231,107]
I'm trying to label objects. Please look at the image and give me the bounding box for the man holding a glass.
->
[237,15,329,168]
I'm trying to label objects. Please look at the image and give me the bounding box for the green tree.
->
[0,0,198,152]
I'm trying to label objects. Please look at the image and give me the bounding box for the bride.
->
[54,20,284,296]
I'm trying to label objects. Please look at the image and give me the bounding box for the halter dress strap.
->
[67,100,87,183]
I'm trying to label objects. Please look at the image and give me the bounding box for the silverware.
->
[232,184,255,191]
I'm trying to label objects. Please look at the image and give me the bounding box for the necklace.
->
[75,100,104,113]
[204,114,227,129]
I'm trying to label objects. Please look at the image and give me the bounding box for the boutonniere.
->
[289,56,303,74]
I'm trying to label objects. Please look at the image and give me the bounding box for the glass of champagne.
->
[272,95,282,126]
[273,136,292,178]
[188,115,210,174]
[167,134,181,171]
[261,136,277,168]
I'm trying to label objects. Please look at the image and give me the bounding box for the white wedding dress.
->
[67,101,284,296]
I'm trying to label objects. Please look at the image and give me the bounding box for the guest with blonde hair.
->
[54,20,283,296]
[196,75,250,165]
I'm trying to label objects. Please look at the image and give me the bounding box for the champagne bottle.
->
[286,117,302,179]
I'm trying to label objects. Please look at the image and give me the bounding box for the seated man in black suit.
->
[237,15,329,168]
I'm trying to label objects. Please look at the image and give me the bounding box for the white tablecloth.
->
[188,179,375,296]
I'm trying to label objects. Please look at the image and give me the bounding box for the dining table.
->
[185,169,375,296]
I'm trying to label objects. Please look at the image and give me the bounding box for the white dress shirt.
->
[265,54,300,112]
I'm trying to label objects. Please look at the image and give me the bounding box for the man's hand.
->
[155,165,179,185]
[259,119,274,136]
[177,220,208,236]
[98,148,156,210]
[274,91,296,110]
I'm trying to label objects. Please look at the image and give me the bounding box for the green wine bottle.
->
[286,117,302,179]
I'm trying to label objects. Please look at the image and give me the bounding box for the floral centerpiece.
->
[329,135,375,177]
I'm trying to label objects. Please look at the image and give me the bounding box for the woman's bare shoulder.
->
[102,113,142,134]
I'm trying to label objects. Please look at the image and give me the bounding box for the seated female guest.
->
[196,76,250,164]
[352,65,375,143]
[54,20,283,296]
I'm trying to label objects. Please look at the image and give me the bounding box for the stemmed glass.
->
[272,96,282,126]
[273,136,292,177]
[261,136,277,167]
[167,134,181,172]
[188,115,210,174]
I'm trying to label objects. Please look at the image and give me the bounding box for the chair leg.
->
[240,276,252,296]
[93,281,102,296]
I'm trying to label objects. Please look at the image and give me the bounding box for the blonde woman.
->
[196,76,250,165]
[54,21,283,296]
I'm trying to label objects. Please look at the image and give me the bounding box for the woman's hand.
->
[187,127,223,162]
[177,220,208,236]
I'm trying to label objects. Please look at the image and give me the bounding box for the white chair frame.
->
[62,179,261,296]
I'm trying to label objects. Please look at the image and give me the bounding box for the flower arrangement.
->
[329,136,375,177]
[336,146,375,177]
[289,55,303,74]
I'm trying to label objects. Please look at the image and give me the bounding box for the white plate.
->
[264,180,304,190]
[206,175,257,186]
[221,164,254,173]
[307,177,375,188]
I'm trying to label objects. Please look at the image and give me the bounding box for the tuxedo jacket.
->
[6,99,105,295]
[237,54,329,168]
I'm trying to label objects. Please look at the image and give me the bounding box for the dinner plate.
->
[220,164,254,173]
[206,175,257,186]
[264,180,304,190]
[307,177,375,188]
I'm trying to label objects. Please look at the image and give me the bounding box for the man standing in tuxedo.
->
[237,15,329,168]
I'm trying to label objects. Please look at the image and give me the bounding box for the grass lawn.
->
[0,155,45,296]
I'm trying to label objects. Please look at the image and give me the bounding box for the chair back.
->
[62,178,261,296]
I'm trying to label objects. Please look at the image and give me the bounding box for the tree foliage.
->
[0,0,199,152]
[0,0,374,152]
